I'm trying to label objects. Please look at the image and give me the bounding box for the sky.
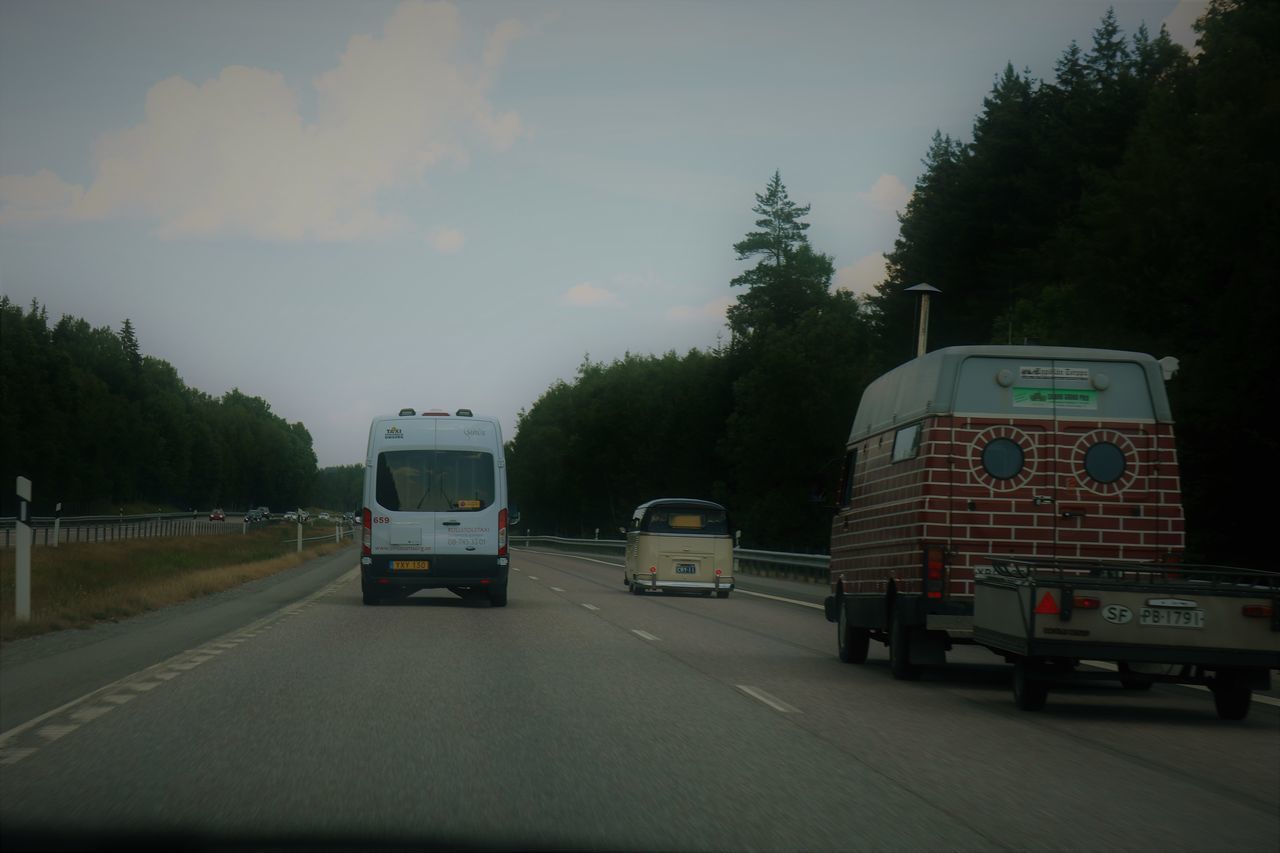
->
[0,0,1205,467]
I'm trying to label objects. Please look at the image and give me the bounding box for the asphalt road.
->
[1,547,1277,851]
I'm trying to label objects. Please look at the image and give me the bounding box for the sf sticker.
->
[1102,604,1133,625]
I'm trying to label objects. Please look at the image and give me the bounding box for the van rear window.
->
[642,508,729,535]
[376,450,495,512]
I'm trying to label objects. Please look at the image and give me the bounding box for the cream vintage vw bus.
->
[623,499,734,598]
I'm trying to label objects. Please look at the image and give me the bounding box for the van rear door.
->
[1048,358,1163,560]
[432,418,501,557]
[372,417,438,557]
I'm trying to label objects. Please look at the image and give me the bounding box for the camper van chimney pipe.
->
[906,283,941,358]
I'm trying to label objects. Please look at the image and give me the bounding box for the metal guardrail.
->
[511,535,830,582]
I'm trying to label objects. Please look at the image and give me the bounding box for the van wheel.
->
[888,616,920,680]
[837,600,869,664]
[1012,660,1049,711]
[489,583,508,608]
[1211,673,1251,720]
[361,578,380,606]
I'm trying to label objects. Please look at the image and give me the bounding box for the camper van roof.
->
[848,345,1173,443]
[632,498,727,515]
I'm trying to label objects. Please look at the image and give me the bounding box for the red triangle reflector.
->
[1034,591,1060,615]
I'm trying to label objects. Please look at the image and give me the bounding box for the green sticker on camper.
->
[1012,387,1098,409]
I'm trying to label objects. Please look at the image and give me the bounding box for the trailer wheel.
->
[716,590,731,599]
[888,616,920,680]
[630,577,644,595]
[1012,660,1048,711]
[1211,674,1251,721]
[837,599,869,664]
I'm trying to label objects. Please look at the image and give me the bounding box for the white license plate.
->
[1140,607,1204,628]
[674,563,697,574]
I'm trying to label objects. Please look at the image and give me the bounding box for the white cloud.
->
[857,174,910,213]
[0,170,85,225]
[834,254,887,297]
[429,227,466,253]
[666,296,733,323]
[0,1,524,240]
[1163,1,1207,54]
[562,282,622,307]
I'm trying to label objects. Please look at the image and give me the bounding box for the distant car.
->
[245,509,265,523]
[284,511,298,522]
[209,508,226,521]
[258,506,271,520]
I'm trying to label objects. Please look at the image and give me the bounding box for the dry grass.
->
[0,529,352,642]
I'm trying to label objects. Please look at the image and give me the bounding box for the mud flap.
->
[908,628,948,666]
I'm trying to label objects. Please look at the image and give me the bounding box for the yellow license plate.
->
[391,560,429,571]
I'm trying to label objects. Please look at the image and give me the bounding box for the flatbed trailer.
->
[974,554,1280,718]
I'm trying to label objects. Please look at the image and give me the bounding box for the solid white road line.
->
[733,588,824,610]
[631,629,660,641]
[736,685,800,714]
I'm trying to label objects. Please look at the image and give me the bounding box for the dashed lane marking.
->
[631,629,660,641]
[37,724,79,741]
[581,603,599,611]
[0,565,361,764]
[737,685,800,714]
[1082,660,1280,707]
[733,588,824,610]
[551,586,565,592]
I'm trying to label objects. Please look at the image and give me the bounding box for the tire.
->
[716,590,730,599]
[488,583,509,608]
[630,576,644,595]
[1012,660,1049,711]
[361,577,380,606]
[1211,674,1251,720]
[888,616,920,680]
[837,599,869,664]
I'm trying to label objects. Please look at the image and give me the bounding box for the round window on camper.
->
[981,438,1024,480]
[1084,442,1126,484]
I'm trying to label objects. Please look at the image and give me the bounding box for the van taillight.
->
[498,508,508,557]
[1241,604,1273,618]
[362,508,371,556]
[924,545,946,599]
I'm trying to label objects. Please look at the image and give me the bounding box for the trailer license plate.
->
[391,560,429,571]
[1140,607,1203,628]
[675,564,697,574]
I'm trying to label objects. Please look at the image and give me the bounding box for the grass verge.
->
[0,528,352,642]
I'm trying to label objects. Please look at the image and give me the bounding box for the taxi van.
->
[624,499,734,598]
[360,408,509,607]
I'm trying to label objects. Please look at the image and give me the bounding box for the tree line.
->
[509,2,1275,568]
[0,298,317,515]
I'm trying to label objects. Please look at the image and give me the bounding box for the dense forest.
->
[0,298,317,515]
[509,2,1276,569]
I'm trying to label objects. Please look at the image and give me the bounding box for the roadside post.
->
[15,476,32,623]
[734,529,742,579]
[335,525,341,544]
[297,508,303,553]
[52,501,62,548]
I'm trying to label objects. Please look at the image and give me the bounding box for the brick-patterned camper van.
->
[824,345,1184,678]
